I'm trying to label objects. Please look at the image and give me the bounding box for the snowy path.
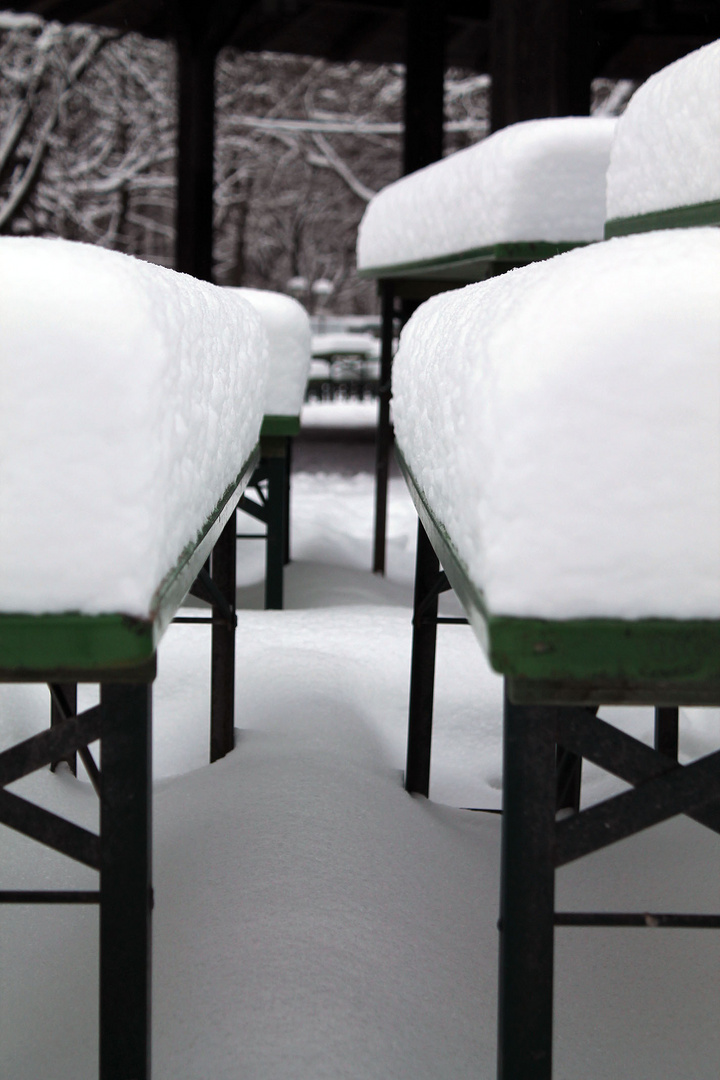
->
[0,427,718,1078]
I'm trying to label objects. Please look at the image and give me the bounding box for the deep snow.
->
[357,116,616,271]
[392,228,720,619]
[0,238,267,617]
[606,38,720,220]
[0,418,718,1079]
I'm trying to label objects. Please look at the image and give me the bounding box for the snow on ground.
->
[357,116,615,271]
[0,415,718,1078]
[606,39,720,220]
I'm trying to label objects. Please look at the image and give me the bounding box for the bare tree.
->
[0,16,490,311]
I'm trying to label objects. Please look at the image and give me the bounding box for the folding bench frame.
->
[358,241,585,574]
[238,421,297,610]
[399,450,720,1080]
[0,449,258,1080]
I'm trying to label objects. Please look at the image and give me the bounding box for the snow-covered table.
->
[392,229,720,1080]
[228,288,311,608]
[604,39,720,238]
[307,331,380,400]
[355,116,616,572]
[0,238,268,1080]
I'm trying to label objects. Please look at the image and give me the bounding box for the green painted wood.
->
[260,415,300,437]
[397,449,720,698]
[0,448,259,681]
[358,240,587,283]
[604,199,720,239]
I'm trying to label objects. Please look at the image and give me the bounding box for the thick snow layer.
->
[606,39,720,220]
[312,331,380,358]
[392,229,720,620]
[0,237,267,617]
[357,117,616,271]
[301,399,378,428]
[229,288,311,417]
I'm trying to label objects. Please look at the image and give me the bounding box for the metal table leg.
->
[100,682,153,1080]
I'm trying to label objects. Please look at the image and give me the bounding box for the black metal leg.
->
[498,687,556,1080]
[405,519,442,796]
[50,683,78,775]
[556,744,582,815]
[210,514,237,762]
[99,683,152,1080]
[284,436,292,566]
[373,281,395,574]
[655,706,679,761]
[264,451,287,610]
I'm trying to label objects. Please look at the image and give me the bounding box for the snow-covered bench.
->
[308,331,380,400]
[600,38,720,760]
[0,237,268,1079]
[393,229,720,1079]
[355,116,616,571]
[229,288,311,609]
[604,39,720,239]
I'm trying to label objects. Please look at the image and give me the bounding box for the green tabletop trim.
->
[604,199,720,238]
[0,446,259,681]
[261,414,300,437]
[397,448,720,698]
[358,240,588,282]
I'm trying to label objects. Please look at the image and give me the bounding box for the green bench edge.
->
[604,199,720,238]
[0,447,260,681]
[261,415,300,437]
[397,448,720,704]
[357,240,588,282]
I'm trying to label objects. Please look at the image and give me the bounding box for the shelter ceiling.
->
[7,0,720,77]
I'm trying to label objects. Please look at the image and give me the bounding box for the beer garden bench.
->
[392,39,720,1080]
[356,114,616,571]
[0,237,268,1080]
[307,330,381,400]
[230,288,311,609]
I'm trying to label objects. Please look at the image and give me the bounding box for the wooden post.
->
[403,0,446,175]
[176,36,216,280]
[373,0,446,574]
[491,0,592,131]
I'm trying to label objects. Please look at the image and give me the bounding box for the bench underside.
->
[0,447,259,682]
[358,239,586,292]
[397,449,720,706]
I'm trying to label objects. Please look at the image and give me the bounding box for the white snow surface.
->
[606,39,720,221]
[229,287,311,417]
[312,331,380,358]
[392,228,720,620]
[0,237,267,617]
[301,398,378,428]
[1,457,718,1079]
[357,117,616,271]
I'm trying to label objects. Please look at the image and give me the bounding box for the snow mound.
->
[312,332,380,358]
[392,229,720,620]
[357,117,616,272]
[229,288,311,417]
[606,39,720,221]
[0,237,268,617]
